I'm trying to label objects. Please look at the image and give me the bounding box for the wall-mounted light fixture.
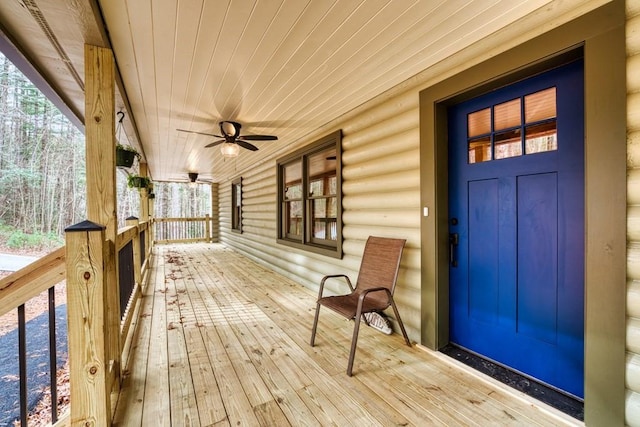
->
[188,172,198,188]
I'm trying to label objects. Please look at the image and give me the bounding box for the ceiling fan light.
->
[220,142,240,158]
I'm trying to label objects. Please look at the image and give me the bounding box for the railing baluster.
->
[18,304,27,426]
[49,286,58,423]
[152,217,211,243]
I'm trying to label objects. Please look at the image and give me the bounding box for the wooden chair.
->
[310,236,411,376]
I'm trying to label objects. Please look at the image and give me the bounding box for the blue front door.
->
[448,60,584,398]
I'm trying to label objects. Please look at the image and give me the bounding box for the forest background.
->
[0,52,211,254]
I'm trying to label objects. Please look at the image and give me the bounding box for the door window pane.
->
[469,137,491,164]
[468,108,490,137]
[525,88,556,123]
[494,129,522,159]
[494,98,521,131]
[526,121,557,154]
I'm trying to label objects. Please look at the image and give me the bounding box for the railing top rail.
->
[154,216,210,222]
[117,225,138,251]
[0,246,66,317]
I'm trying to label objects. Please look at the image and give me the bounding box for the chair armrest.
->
[318,274,354,299]
[356,287,392,312]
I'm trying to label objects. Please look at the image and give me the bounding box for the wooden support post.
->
[140,162,150,222]
[65,220,111,426]
[139,162,151,256]
[205,214,211,243]
[148,204,155,254]
[84,44,120,387]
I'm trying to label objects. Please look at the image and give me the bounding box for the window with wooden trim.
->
[231,177,242,233]
[277,130,342,258]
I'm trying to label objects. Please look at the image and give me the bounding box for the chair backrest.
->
[355,236,406,307]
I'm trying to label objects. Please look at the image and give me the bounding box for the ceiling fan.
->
[177,121,277,157]
[163,172,214,186]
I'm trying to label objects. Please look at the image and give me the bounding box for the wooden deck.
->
[113,244,580,426]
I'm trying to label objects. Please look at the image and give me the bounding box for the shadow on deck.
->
[113,243,580,426]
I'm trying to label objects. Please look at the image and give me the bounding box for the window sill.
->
[277,238,342,259]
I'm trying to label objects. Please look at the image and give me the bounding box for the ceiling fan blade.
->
[177,128,223,138]
[205,139,225,148]
[238,134,278,141]
[236,140,259,151]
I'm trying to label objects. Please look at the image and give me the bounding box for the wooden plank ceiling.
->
[0,0,575,183]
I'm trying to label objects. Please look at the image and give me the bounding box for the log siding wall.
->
[628,1,640,424]
[219,91,422,341]
[214,2,628,422]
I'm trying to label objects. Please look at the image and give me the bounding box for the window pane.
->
[311,197,337,241]
[285,200,303,236]
[468,136,491,164]
[308,148,336,196]
[525,88,556,123]
[468,108,490,137]
[494,98,520,131]
[284,161,302,200]
[494,129,522,159]
[232,181,241,231]
[525,121,557,154]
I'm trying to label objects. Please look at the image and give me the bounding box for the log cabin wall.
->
[627,1,640,424]
[218,91,422,340]
[216,0,624,365]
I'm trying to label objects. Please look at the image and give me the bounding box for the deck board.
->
[114,244,581,426]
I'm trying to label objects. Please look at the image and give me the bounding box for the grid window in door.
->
[467,87,557,164]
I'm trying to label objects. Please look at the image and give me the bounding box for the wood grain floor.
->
[113,244,580,426]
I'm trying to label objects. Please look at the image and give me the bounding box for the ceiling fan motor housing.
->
[220,121,241,138]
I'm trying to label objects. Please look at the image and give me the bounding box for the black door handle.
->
[449,233,459,267]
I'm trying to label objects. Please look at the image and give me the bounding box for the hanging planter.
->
[148,192,156,199]
[116,144,139,168]
[115,111,140,168]
[127,174,150,190]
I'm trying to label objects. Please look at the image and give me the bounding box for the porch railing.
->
[0,218,152,426]
[153,215,212,244]
[0,247,65,426]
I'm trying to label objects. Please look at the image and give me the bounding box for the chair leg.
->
[390,299,411,347]
[347,313,362,376]
[310,303,321,346]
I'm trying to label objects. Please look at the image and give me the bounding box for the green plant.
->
[116,143,139,156]
[5,229,62,250]
[127,174,151,189]
[6,230,27,249]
